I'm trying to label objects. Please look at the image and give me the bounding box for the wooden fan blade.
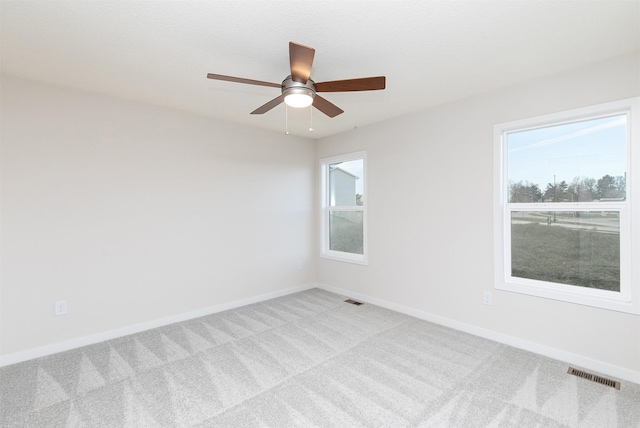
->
[314,76,386,92]
[251,95,285,115]
[207,73,281,88]
[313,95,344,118]
[289,42,315,83]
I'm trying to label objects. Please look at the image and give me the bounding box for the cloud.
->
[508,115,626,153]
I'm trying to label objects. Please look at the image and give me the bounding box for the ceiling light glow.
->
[284,93,313,108]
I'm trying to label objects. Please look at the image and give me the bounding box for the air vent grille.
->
[344,299,363,306]
[567,367,620,390]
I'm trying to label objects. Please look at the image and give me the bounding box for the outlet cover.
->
[55,300,68,316]
[482,291,493,306]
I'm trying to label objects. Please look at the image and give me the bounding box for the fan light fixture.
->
[206,42,386,118]
[284,93,313,108]
[282,79,315,108]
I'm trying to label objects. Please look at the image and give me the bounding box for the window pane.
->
[511,211,620,291]
[329,211,363,254]
[507,115,627,203]
[329,159,363,206]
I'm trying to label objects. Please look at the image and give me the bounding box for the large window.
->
[320,151,367,264]
[494,98,639,314]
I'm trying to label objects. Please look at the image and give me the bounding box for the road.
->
[511,212,619,234]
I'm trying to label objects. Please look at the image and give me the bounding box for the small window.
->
[494,98,639,314]
[320,152,367,264]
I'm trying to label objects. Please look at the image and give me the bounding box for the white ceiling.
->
[1,1,638,139]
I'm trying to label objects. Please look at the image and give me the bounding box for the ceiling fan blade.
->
[314,76,386,92]
[250,95,285,115]
[207,73,281,88]
[289,42,315,83]
[313,95,344,118]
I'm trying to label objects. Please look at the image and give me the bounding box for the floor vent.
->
[344,299,363,306]
[567,367,620,390]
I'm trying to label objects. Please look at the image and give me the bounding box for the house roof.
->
[329,166,359,180]
[1,1,638,139]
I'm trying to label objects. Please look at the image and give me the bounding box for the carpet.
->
[1,288,638,427]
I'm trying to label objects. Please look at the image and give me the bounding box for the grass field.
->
[511,222,620,291]
[329,212,363,254]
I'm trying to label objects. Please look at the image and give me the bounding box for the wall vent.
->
[344,299,363,306]
[567,367,620,390]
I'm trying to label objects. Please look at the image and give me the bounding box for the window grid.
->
[494,98,638,314]
[320,151,367,264]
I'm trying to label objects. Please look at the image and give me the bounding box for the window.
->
[320,151,367,264]
[494,98,639,314]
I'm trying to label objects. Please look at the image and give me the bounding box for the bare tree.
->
[509,181,542,203]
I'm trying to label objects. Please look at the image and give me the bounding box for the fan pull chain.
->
[309,106,314,132]
[285,105,289,135]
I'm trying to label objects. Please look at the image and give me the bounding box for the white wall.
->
[2,53,639,380]
[0,76,316,358]
[316,53,640,376]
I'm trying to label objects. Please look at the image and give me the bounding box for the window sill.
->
[320,252,368,265]
[496,278,638,315]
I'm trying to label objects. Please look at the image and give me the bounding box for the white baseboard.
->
[5,281,638,385]
[317,283,640,385]
[0,283,316,367]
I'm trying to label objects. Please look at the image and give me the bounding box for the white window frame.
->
[320,151,367,264]
[494,98,639,314]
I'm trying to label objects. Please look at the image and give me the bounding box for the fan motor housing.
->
[281,75,316,100]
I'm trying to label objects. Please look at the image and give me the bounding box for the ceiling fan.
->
[206,42,386,118]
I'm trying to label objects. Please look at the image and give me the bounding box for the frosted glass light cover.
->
[284,93,313,108]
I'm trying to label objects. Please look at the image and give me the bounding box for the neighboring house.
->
[329,166,359,206]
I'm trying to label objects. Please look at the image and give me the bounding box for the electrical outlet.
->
[482,291,492,305]
[55,300,68,316]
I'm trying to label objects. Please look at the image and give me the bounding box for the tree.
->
[614,175,626,199]
[568,176,596,202]
[544,180,568,202]
[595,174,625,199]
[509,181,542,203]
[511,174,625,202]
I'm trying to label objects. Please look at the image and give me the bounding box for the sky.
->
[507,114,627,188]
